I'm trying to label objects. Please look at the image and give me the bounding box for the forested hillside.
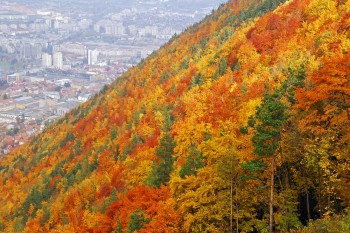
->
[0,0,350,232]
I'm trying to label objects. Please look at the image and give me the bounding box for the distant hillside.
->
[0,0,350,232]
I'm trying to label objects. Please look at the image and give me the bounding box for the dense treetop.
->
[0,0,350,232]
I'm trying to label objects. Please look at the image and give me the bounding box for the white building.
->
[0,116,16,123]
[42,53,52,67]
[139,26,158,37]
[44,91,60,100]
[88,49,99,65]
[60,43,87,56]
[7,73,20,84]
[78,93,92,102]
[54,79,71,86]
[53,52,63,69]
[53,101,79,116]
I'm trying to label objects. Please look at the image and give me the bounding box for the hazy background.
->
[0,0,227,155]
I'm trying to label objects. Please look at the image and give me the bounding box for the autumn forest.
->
[1,0,350,232]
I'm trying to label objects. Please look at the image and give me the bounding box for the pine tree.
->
[127,210,149,233]
[250,91,288,233]
[147,133,175,187]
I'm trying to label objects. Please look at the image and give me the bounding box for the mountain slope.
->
[1,0,350,232]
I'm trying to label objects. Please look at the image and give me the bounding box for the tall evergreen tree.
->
[250,91,288,233]
[147,133,175,187]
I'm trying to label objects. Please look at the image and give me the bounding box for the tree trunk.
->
[317,161,322,217]
[278,173,288,232]
[230,165,233,233]
[306,190,311,221]
[341,93,350,120]
[236,184,239,233]
[269,156,275,233]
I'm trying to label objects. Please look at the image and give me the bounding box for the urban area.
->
[0,0,223,156]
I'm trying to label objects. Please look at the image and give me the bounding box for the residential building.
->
[42,53,52,67]
[88,49,99,65]
[53,52,63,69]
[7,73,21,84]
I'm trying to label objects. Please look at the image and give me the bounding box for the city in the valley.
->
[0,0,224,155]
